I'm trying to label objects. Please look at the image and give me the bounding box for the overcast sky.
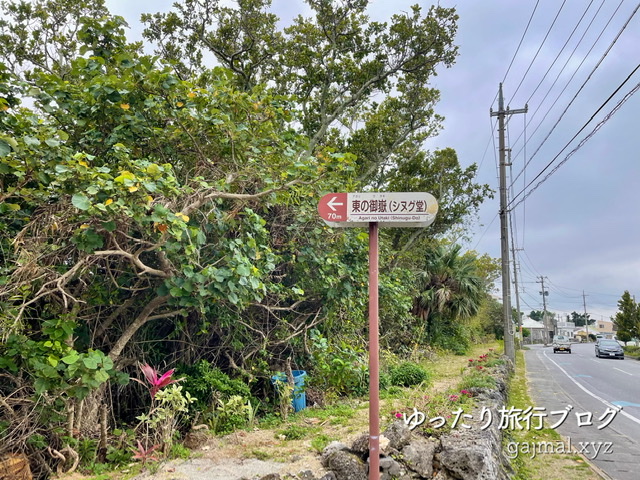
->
[104,0,640,321]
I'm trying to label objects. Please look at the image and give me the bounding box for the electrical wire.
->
[510,1,639,188]
[502,0,541,84]
[509,0,631,187]
[507,0,568,104]
[509,0,611,153]
[509,76,640,210]
[525,0,597,105]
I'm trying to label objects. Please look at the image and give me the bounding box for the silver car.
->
[595,339,624,359]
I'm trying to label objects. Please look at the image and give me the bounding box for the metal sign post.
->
[368,221,380,478]
[318,192,438,480]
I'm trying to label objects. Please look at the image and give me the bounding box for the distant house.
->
[521,316,546,344]
[594,319,616,339]
[556,320,575,339]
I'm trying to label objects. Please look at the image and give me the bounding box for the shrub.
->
[309,330,369,396]
[178,360,253,411]
[623,345,640,356]
[389,362,430,387]
[459,369,496,390]
[379,371,392,390]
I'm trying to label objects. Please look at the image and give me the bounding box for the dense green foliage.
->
[0,0,499,476]
[568,311,594,327]
[614,291,639,342]
[388,361,430,387]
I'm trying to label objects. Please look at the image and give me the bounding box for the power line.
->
[524,0,597,105]
[502,0,541,84]
[508,0,611,159]
[509,75,640,210]
[507,0,568,104]
[509,0,634,186]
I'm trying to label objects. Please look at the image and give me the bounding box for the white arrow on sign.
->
[327,196,344,211]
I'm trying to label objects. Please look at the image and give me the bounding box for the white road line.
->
[542,349,640,427]
[613,367,633,376]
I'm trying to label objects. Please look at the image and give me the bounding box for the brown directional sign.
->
[318,192,438,228]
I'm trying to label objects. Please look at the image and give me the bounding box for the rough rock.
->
[318,473,337,480]
[382,421,412,450]
[183,430,210,450]
[322,450,367,480]
[321,355,514,480]
[379,455,409,479]
[350,433,369,455]
[320,442,348,468]
[401,436,437,478]
[257,474,281,480]
[297,470,316,480]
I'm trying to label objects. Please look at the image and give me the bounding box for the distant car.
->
[553,335,571,354]
[595,339,624,359]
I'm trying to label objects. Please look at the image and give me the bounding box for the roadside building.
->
[521,316,546,344]
[556,320,575,339]
[593,319,616,339]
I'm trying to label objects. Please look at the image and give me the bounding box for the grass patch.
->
[458,369,497,390]
[276,423,318,441]
[310,434,337,453]
[249,449,273,461]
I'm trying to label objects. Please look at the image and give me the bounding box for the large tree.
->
[570,311,594,327]
[411,243,486,351]
[141,0,490,239]
[614,291,639,343]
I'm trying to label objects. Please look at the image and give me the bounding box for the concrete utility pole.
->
[509,226,523,347]
[537,276,550,345]
[490,84,527,364]
[583,290,590,341]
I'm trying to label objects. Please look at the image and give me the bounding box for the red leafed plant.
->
[133,363,181,398]
[131,440,160,464]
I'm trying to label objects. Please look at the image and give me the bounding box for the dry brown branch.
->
[0,395,16,419]
[108,295,170,361]
[92,249,171,278]
[180,176,311,217]
[47,446,79,475]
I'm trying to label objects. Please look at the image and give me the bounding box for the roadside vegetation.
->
[55,342,504,479]
[507,350,603,480]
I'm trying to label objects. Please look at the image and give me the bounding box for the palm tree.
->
[411,244,485,346]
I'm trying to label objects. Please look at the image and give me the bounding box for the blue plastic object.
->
[271,370,307,412]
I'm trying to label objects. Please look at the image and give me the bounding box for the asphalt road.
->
[525,343,640,480]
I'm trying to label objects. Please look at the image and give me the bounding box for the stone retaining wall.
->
[256,359,515,480]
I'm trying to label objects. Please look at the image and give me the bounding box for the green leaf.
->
[61,353,80,365]
[34,378,49,395]
[98,220,115,233]
[0,140,12,157]
[93,369,110,384]
[102,356,114,370]
[236,265,251,276]
[114,170,135,183]
[24,136,40,147]
[45,138,60,147]
[82,357,99,370]
[0,203,20,212]
[47,355,59,367]
[72,193,91,210]
[146,163,162,176]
